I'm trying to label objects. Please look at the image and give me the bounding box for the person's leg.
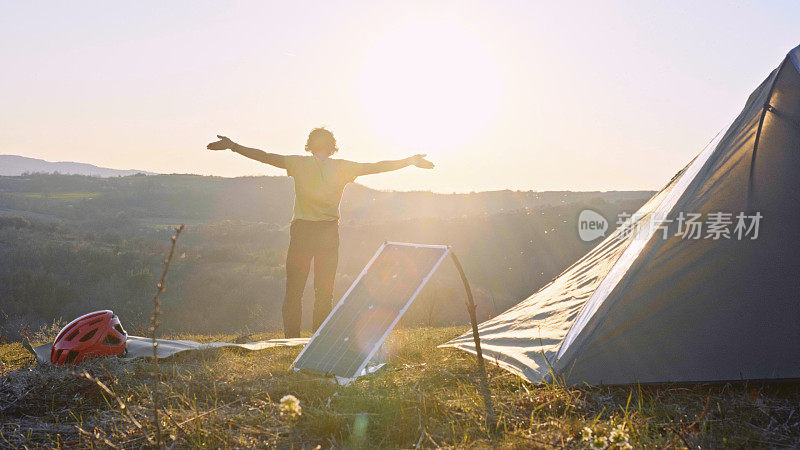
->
[312,223,339,332]
[282,222,312,338]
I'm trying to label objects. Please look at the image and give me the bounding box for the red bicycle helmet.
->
[51,310,128,365]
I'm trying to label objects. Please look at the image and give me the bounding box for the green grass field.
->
[1,327,799,448]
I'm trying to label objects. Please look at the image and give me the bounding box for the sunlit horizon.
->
[2,1,798,193]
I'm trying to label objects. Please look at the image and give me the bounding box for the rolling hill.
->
[0,172,654,340]
[0,155,156,177]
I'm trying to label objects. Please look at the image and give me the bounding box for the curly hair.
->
[304,127,338,155]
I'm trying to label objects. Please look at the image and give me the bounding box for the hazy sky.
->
[2,1,798,192]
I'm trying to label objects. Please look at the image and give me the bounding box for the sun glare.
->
[357,22,505,151]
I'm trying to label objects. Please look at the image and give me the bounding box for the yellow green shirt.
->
[284,155,366,222]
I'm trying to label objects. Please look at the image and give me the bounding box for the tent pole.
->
[747,58,786,209]
[450,251,496,427]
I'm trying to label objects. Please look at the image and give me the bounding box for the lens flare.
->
[358,21,505,151]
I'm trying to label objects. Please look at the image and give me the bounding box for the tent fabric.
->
[26,336,309,365]
[444,44,800,385]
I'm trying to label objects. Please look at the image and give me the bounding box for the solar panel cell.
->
[292,242,450,382]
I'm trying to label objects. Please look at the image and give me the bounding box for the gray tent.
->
[445,45,800,385]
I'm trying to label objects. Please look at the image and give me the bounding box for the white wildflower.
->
[279,394,302,418]
[609,424,629,443]
[589,435,608,449]
[581,427,594,442]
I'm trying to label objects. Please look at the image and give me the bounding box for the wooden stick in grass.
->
[151,224,184,448]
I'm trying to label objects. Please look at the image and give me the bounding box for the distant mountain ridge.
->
[0,155,156,177]
[0,172,655,226]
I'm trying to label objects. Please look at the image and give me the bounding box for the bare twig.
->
[71,370,144,432]
[77,425,121,449]
[119,397,245,447]
[161,408,191,442]
[151,224,185,449]
[0,388,32,413]
[669,425,693,449]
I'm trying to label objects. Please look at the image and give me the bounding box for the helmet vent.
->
[87,318,103,326]
[114,324,126,335]
[67,329,80,341]
[79,329,97,342]
[103,334,121,346]
[65,350,79,364]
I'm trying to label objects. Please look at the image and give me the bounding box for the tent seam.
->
[747,57,787,209]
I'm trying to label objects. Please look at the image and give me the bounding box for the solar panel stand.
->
[450,251,497,429]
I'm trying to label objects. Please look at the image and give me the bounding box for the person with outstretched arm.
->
[207,128,434,338]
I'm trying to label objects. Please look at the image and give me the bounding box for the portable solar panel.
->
[291,242,450,383]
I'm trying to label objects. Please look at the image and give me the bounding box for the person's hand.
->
[207,135,237,151]
[410,154,434,169]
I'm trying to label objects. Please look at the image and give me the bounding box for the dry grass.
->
[1,326,799,448]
